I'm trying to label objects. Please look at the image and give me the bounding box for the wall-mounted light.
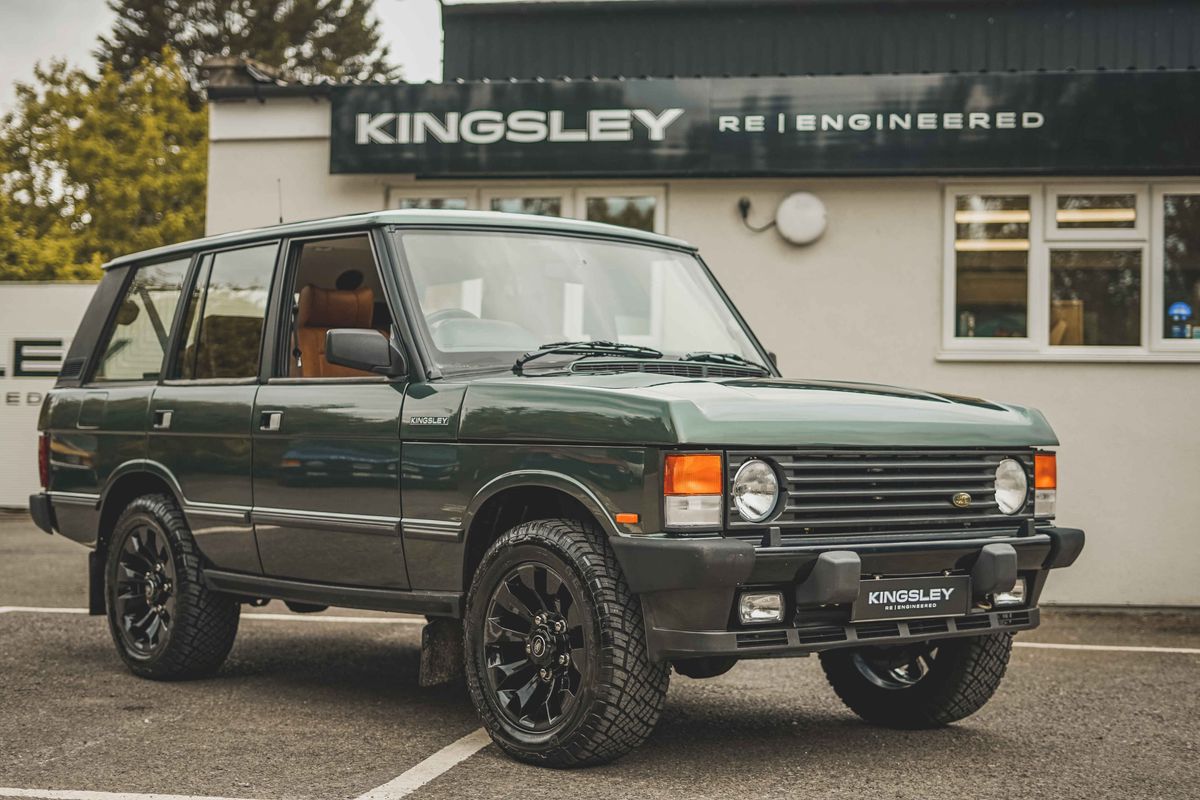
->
[738,192,827,246]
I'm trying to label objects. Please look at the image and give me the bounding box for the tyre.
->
[464,518,670,767]
[104,494,240,680]
[819,632,1012,729]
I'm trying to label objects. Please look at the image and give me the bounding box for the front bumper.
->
[610,525,1084,662]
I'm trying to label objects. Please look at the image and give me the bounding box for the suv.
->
[29,211,1084,767]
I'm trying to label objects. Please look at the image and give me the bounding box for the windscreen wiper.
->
[514,340,664,374]
[680,351,771,373]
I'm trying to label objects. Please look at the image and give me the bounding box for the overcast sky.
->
[0,0,446,114]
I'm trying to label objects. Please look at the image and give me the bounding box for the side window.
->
[92,258,191,382]
[282,234,392,379]
[173,243,277,380]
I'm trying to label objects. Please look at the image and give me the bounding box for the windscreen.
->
[395,230,762,373]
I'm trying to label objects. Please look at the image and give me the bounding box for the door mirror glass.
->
[325,329,405,376]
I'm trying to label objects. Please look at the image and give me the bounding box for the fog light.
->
[739,591,785,624]
[993,578,1027,608]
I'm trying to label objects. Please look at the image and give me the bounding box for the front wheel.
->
[819,632,1013,728]
[464,518,670,767]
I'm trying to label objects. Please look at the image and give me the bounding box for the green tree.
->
[0,51,207,281]
[96,0,398,96]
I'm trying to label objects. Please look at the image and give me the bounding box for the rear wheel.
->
[464,518,669,767]
[819,633,1012,728]
[104,494,239,680]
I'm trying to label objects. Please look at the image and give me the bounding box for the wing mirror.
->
[325,329,407,377]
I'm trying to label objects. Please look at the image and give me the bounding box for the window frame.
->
[265,229,409,385]
[1044,184,1148,242]
[85,254,198,386]
[1151,183,1200,353]
[575,185,667,234]
[941,182,1200,362]
[160,240,282,386]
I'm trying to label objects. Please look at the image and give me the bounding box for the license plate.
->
[851,575,971,622]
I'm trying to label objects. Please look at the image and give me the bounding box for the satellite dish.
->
[775,192,827,246]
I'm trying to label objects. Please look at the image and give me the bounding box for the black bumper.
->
[610,526,1084,662]
[28,492,56,535]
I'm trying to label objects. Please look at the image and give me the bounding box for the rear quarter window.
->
[91,258,192,382]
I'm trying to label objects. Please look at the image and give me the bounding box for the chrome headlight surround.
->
[731,459,781,523]
[994,458,1028,515]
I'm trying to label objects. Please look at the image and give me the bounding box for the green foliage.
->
[96,0,398,95]
[0,52,207,281]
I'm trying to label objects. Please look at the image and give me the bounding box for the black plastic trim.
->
[203,569,462,617]
[28,493,55,534]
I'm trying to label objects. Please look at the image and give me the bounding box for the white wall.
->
[0,283,97,507]
[207,99,1200,606]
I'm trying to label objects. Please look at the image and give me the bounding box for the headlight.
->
[994,458,1028,515]
[732,459,779,522]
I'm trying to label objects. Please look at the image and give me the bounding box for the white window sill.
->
[937,349,1200,363]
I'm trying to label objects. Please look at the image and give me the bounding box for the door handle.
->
[259,411,283,432]
[152,409,173,430]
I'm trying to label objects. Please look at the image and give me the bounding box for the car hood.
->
[457,373,1058,448]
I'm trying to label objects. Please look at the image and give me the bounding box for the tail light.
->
[1034,452,1056,518]
[38,433,50,489]
[663,453,723,528]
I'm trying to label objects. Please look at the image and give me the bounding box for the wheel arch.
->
[97,460,185,553]
[461,471,621,588]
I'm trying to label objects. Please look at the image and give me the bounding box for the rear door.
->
[250,231,410,589]
[148,242,280,574]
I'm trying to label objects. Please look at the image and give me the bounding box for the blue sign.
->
[1168,301,1193,319]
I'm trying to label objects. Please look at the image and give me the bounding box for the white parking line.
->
[1014,641,1200,655]
[353,728,492,800]
[0,607,423,624]
[0,789,263,800]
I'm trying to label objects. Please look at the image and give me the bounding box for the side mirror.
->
[767,351,778,367]
[325,329,406,377]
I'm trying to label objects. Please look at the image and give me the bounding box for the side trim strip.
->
[251,507,399,535]
[203,569,462,617]
[402,517,463,542]
[46,491,101,508]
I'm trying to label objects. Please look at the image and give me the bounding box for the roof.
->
[443,0,1200,81]
[103,209,693,270]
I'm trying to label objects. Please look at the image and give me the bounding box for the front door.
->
[149,242,280,574]
[251,233,409,589]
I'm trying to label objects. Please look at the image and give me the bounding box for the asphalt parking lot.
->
[1,511,1197,800]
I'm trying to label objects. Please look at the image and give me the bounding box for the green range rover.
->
[29,210,1084,767]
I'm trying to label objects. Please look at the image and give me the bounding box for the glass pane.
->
[92,258,191,381]
[393,197,468,210]
[1162,194,1200,340]
[585,196,657,232]
[175,244,276,379]
[1055,193,1137,229]
[953,194,1029,338]
[1049,249,1141,346]
[489,196,562,216]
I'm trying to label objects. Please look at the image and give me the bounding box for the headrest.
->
[298,285,375,328]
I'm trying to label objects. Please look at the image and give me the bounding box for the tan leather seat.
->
[296,285,377,378]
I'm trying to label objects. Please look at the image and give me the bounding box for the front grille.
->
[570,359,762,378]
[729,449,1034,536]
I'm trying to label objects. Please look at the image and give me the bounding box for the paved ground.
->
[1,510,1197,800]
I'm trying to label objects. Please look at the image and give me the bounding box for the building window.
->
[387,189,472,210]
[944,184,1198,360]
[578,187,665,233]
[489,196,564,216]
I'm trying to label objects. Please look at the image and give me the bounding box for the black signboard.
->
[330,72,1200,178]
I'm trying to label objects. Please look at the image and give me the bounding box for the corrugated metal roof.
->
[443,0,1200,80]
[103,210,692,269]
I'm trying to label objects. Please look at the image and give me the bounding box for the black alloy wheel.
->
[104,494,239,680]
[112,523,178,658]
[482,562,588,732]
[851,642,937,690]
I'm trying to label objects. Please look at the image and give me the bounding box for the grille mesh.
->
[729,449,1034,536]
